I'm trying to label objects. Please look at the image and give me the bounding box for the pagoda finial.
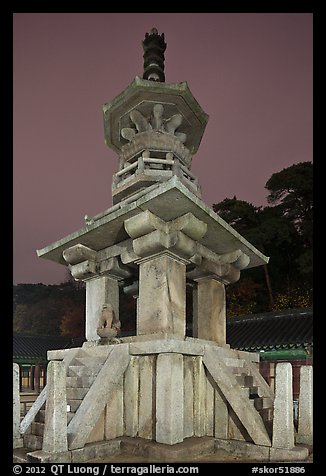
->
[142,27,167,82]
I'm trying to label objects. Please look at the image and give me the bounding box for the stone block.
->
[269,446,309,462]
[183,356,194,438]
[272,363,295,449]
[193,278,226,344]
[105,374,124,440]
[13,363,20,441]
[156,353,184,445]
[124,356,139,437]
[297,365,313,446]
[138,254,186,337]
[71,441,122,463]
[215,438,270,461]
[214,385,228,439]
[86,410,105,444]
[193,356,206,437]
[129,338,204,356]
[27,450,72,463]
[205,372,214,436]
[121,436,215,462]
[43,360,68,453]
[139,355,156,439]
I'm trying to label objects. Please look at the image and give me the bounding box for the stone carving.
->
[121,103,187,144]
[96,303,121,340]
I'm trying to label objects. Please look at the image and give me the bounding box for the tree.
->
[265,161,313,281]
[212,162,313,314]
[60,303,85,337]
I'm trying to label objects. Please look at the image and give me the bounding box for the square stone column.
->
[13,363,23,448]
[193,278,226,344]
[297,365,313,445]
[156,353,184,445]
[43,360,68,453]
[272,362,294,449]
[138,254,186,337]
[85,275,119,341]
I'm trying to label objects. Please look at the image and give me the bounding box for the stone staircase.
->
[22,349,107,452]
[224,355,274,440]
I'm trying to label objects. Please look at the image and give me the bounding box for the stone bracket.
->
[124,210,207,263]
[187,257,240,285]
[63,244,132,282]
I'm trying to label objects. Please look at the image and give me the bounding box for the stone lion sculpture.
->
[96,303,121,340]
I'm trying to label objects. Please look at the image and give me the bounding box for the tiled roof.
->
[13,334,85,363]
[226,308,312,352]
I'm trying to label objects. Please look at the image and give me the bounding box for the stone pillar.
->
[183,356,194,438]
[156,353,184,445]
[193,278,226,344]
[138,254,186,337]
[13,363,23,448]
[297,366,313,445]
[85,275,119,341]
[34,364,41,394]
[124,356,139,437]
[214,387,228,439]
[139,355,155,439]
[272,363,294,449]
[43,360,68,453]
[105,374,124,440]
[193,356,206,437]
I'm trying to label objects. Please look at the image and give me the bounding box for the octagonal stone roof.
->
[103,76,209,155]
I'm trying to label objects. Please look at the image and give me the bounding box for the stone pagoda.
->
[14,28,309,463]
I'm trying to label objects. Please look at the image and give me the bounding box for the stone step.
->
[66,387,89,400]
[254,397,273,410]
[31,421,44,437]
[13,448,29,464]
[240,387,250,398]
[259,407,274,421]
[67,365,100,377]
[235,374,254,387]
[231,367,250,376]
[224,357,245,368]
[23,433,43,451]
[75,356,107,367]
[67,399,83,413]
[66,376,95,388]
[35,409,45,423]
[249,386,260,398]
[67,412,75,424]
[264,419,273,438]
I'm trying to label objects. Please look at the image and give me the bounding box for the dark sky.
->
[13,13,312,285]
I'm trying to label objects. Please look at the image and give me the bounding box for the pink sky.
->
[13,13,312,285]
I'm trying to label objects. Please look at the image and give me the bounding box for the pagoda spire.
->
[142,27,167,82]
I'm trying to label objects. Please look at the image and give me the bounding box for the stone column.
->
[156,353,184,445]
[34,364,41,394]
[272,363,294,449]
[85,275,119,342]
[139,355,156,439]
[214,387,228,439]
[193,278,226,344]
[124,356,139,437]
[138,254,186,337]
[13,363,23,448]
[297,366,313,445]
[43,360,68,453]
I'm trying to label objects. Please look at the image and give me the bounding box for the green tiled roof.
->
[13,334,85,364]
[226,308,312,353]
